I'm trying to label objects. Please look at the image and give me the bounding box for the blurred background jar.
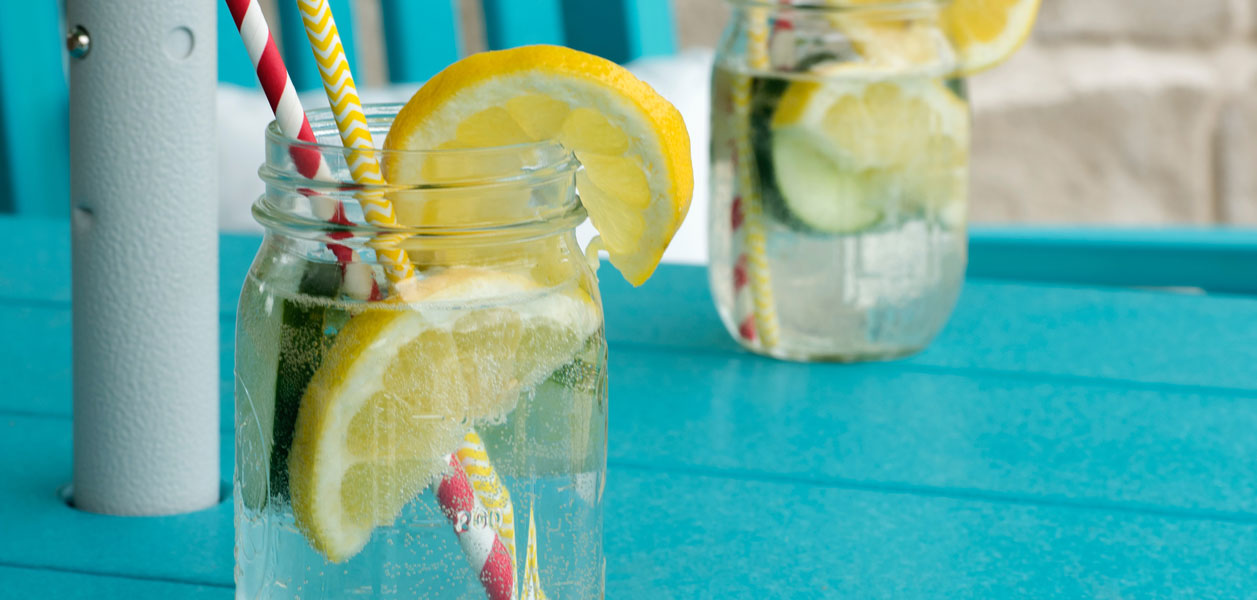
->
[708,0,970,361]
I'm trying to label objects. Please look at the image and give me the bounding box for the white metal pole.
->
[68,0,220,515]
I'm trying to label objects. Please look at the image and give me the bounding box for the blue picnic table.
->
[3,215,1257,598]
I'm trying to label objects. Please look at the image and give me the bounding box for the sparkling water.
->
[235,274,607,599]
[708,64,969,361]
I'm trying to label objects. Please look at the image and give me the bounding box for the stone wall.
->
[967,0,1257,224]
[673,0,1257,225]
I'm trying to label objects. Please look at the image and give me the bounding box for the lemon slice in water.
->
[288,267,599,562]
[768,65,970,233]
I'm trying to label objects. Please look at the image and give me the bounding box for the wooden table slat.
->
[7,311,1257,517]
[5,216,1257,598]
[3,415,1256,598]
[0,565,230,600]
[2,218,1257,391]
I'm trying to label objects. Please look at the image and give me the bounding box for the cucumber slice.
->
[746,54,884,235]
[268,262,344,504]
[751,57,970,235]
[770,128,883,234]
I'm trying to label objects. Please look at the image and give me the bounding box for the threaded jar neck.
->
[254,104,584,246]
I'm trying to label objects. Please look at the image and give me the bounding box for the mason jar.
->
[709,0,971,361]
[235,105,607,599]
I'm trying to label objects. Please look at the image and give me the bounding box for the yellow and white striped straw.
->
[732,6,782,349]
[297,9,522,594]
[297,0,414,285]
[455,431,518,577]
[521,505,548,600]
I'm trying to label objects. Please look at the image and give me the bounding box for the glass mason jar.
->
[709,0,971,361]
[235,105,607,599]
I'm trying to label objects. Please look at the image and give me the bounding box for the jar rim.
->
[256,103,586,242]
[264,103,580,188]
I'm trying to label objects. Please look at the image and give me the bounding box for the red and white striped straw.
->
[435,454,516,600]
[224,0,376,300]
[229,2,515,594]
[226,0,330,180]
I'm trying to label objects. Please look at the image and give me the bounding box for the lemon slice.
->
[832,9,955,72]
[382,45,693,286]
[942,0,1040,75]
[288,267,599,562]
[839,0,1039,75]
[769,65,970,232]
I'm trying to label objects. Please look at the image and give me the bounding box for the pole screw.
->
[66,26,91,59]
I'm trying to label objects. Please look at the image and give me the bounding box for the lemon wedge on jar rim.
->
[941,0,1041,75]
[840,0,1041,76]
[382,44,693,287]
[290,45,688,562]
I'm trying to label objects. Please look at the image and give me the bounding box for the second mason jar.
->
[709,0,971,361]
[235,105,607,599]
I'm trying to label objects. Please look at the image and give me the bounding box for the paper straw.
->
[435,454,516,600]
[296,3,522,597]
[296,0,415,286]
[224,0,375,301]
[521,505,549,600]
[456,431,518,577]
[730,6,782,349]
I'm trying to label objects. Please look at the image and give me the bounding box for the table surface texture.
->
[2,217,1256,599]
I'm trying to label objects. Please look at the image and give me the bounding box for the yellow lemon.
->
[770,64,970,232]
[942,0,1041,75]
[839,0,1040,75]
[383,45,693,286]
[288,267,599,562]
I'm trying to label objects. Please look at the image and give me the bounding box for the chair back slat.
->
[969,227,1257,294]
[380,0,462,83]
[0,2,69,217]
[560,0,676,64]
[482,0,564,50]
[0,0,682,216]
[277,0,361,93]
[623,0,678,59]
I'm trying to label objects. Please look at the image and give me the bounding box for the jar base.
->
[732,336,932,364]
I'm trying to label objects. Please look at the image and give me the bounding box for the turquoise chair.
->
[2,1,1256,293]
[0,0,676,218]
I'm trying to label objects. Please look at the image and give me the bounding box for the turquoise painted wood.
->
[624,0,678,59]
[3,417,1257,597]
[276,0,360,93]
[969,226,1257,294]
[560,0,677,63]
[3,215,1257,595]
[482,0,565,50]
[0,2,69,218]
[0,415,234,587]
[597,267,1257,391]
[2,219,1257,394]
[6,305,1257,518]
[0,565,230,599]
[379,0,462,83]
